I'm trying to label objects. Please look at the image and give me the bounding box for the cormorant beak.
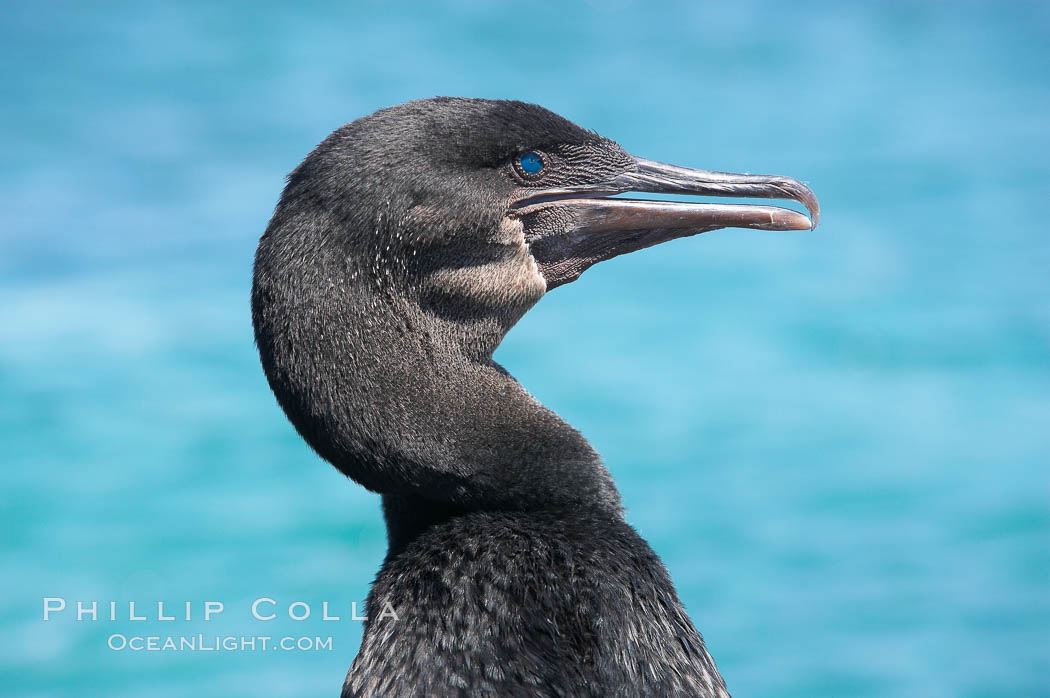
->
[510,157,819,289]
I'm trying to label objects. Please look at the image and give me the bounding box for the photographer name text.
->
[42,597,399,622]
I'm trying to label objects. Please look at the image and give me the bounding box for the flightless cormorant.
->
[251,98,818,697]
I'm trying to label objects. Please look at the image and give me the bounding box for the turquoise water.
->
[3,2,1048,696]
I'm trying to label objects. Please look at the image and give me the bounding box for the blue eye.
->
[518,151,544,175]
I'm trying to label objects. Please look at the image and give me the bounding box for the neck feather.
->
[252,236,621,516]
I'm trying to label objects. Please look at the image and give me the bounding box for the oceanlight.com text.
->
[107,634,334,652]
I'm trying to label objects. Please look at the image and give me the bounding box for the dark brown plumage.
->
[252,97,816,696]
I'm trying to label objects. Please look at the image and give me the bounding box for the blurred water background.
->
[2,2,1048,696]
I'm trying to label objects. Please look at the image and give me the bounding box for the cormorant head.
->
[267,98,817,354]
[253,98,818,512]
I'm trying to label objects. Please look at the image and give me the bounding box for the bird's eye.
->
[517,151,545,176]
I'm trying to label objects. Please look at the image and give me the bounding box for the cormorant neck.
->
[380,493,466,557]
[252,225,622,520]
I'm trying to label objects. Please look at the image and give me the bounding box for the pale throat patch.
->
[425,218,546,308]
